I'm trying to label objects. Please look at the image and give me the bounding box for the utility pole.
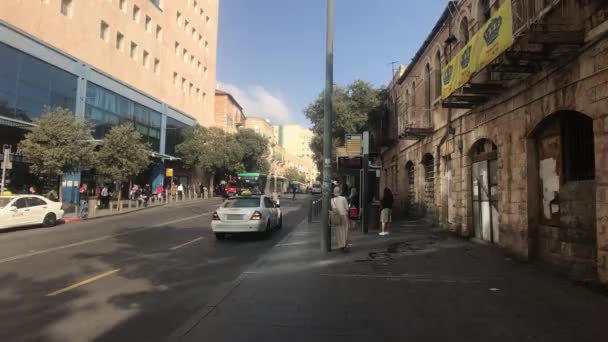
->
[320,0,334,253]
[1,145,11,194]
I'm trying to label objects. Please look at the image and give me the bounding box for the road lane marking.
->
[0,213,209,265]
[46,269,120,297]
[170,236,204,250]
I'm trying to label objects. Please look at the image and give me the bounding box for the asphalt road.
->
[0,195,309,342]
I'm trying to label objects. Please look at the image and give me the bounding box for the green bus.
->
[237,173,288,196]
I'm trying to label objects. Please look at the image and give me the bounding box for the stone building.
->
[215,89,246,134]
[379,0,608,285]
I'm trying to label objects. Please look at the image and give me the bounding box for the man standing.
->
[291,184,297,200]
[101,184,109,209]
[79,183,89,218]
[177,183,184,201]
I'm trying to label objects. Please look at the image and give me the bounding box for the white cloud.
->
[218,82,291,124]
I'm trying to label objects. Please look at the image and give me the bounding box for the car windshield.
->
[0,198,13,208]
[223,198,261,208]
[313,184,321,188]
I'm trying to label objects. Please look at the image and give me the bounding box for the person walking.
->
[78,183,89,218]
[177,183,184,201]
[100,184,109,209]
[291,185,297,200]
[348,187,359,230]
[331,187,350,252]
[379,187,394,236]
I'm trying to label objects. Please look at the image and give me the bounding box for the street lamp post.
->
[320,0,334,252]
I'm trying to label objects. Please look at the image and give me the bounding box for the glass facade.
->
[0,42,77,122]
[165,116,188,156]
[85,82,162,152]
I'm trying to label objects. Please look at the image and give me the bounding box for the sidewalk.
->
[174,217,608,342]
[62,196,220,223]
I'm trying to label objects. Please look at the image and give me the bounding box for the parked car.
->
[211,195,281,240]
[311,182,322,195]
[0,195,65,230]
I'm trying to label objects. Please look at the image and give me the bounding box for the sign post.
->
[362,132,369,234]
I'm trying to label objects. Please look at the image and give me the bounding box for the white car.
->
[0,195,65,230]
[211,195,282,240]
[311,182,322,195]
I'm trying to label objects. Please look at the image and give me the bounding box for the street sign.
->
[345,134,362,156]
[166,168,174,177]
[0,161,11,170]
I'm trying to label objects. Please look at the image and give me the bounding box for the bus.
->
[237,173,289,197]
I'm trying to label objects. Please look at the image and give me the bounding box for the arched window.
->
[422,154,435,205]
[404,89,410,124]
[425,63,432,126]
[411,81,416,118]
[460,17,469,44]
[434,51,442,99]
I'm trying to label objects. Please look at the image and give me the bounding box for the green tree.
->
[175,126,244,189]
[304,80,387,172]
[284,167,306,183]
[234,128,270,173]
[18,108,96,201]
[95,124,153,207]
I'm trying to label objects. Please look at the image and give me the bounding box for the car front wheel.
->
[43,213,57,227]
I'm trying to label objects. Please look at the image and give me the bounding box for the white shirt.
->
[331,196,349,216]
[177,185,184,192]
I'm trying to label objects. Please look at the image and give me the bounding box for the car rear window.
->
[0,197,13,208]
[223,198,261,208]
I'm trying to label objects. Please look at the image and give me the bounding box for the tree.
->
[95,124,153,208]
[175,126,244,189]
[304,80,387,173]
[234,128,271,173]
[284,167,306,183]
[18,107,95,201]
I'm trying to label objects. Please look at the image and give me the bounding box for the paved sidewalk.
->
[174,218,608,342]
[63,196,221,222]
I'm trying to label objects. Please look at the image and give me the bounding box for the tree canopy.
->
[95,124,153,184]
[234,128,271,174]
[284,167,307,183]
[175,126,245,177]
[18,108,96,177]
[304,80,387,170]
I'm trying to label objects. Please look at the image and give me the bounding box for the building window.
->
[145,16,152,32]
[176,11,182,26]
[60,0,73,17]
[156,25,163,41]
[119,0,127,12]
[196,87,200,100]
[460,17,469,44]
[184,20,189,33]
[425,63,431,126]
[154,58,160,74]
[133,5,140,23]
[206,16,210,24]
[116,31,124,50]
[198,34,203,46]
[100,21,109,42]
[0,43,77,122]
[181,77,186,91]
[190,55,194,66]
[175,42,180,55]
[183,49,188,63]
[189,83,193,96]
[434,51,441,99]
[204,66,208,78]
[203,91,207,104]
[165,117,188,156]
[142,50,149,68]
[130,42,138,60]
[200,8,204,17]
[85,82,162,152]
[197,61,202,73]
[173,72,178,86]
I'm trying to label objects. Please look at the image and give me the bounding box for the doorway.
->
[471,139,498,243]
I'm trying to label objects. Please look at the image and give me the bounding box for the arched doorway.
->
[405,161,415,215]
[530,111,596,275]
[470,139,498,243]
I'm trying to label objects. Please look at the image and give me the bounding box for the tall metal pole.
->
[320,0,334,253]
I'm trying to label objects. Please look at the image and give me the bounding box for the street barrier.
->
[308,197,323,223]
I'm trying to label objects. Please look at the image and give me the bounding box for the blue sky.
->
[217,0,448,126]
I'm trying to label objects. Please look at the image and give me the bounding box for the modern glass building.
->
[0,21,197,202]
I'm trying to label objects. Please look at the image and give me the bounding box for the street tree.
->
[304,80,387,172]
[234,128,270,173]
[95,124,153,208]
[18,107,95,201]
[284,167,307,183]
[175,126,244,191]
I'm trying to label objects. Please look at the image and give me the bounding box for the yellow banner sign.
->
[441,0,513,99]
[336,146,347,158]
[165,168,174,177]
[345,134,362,156]
[478,0,513,70]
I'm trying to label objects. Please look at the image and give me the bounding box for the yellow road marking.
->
[46,269,120,297]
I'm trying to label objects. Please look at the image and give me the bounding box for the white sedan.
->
[0,195,64,230]
[211,195,282,240]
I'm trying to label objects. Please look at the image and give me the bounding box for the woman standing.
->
[380,188,394,236]
[348,187,359,230]
[331,187,350,252]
